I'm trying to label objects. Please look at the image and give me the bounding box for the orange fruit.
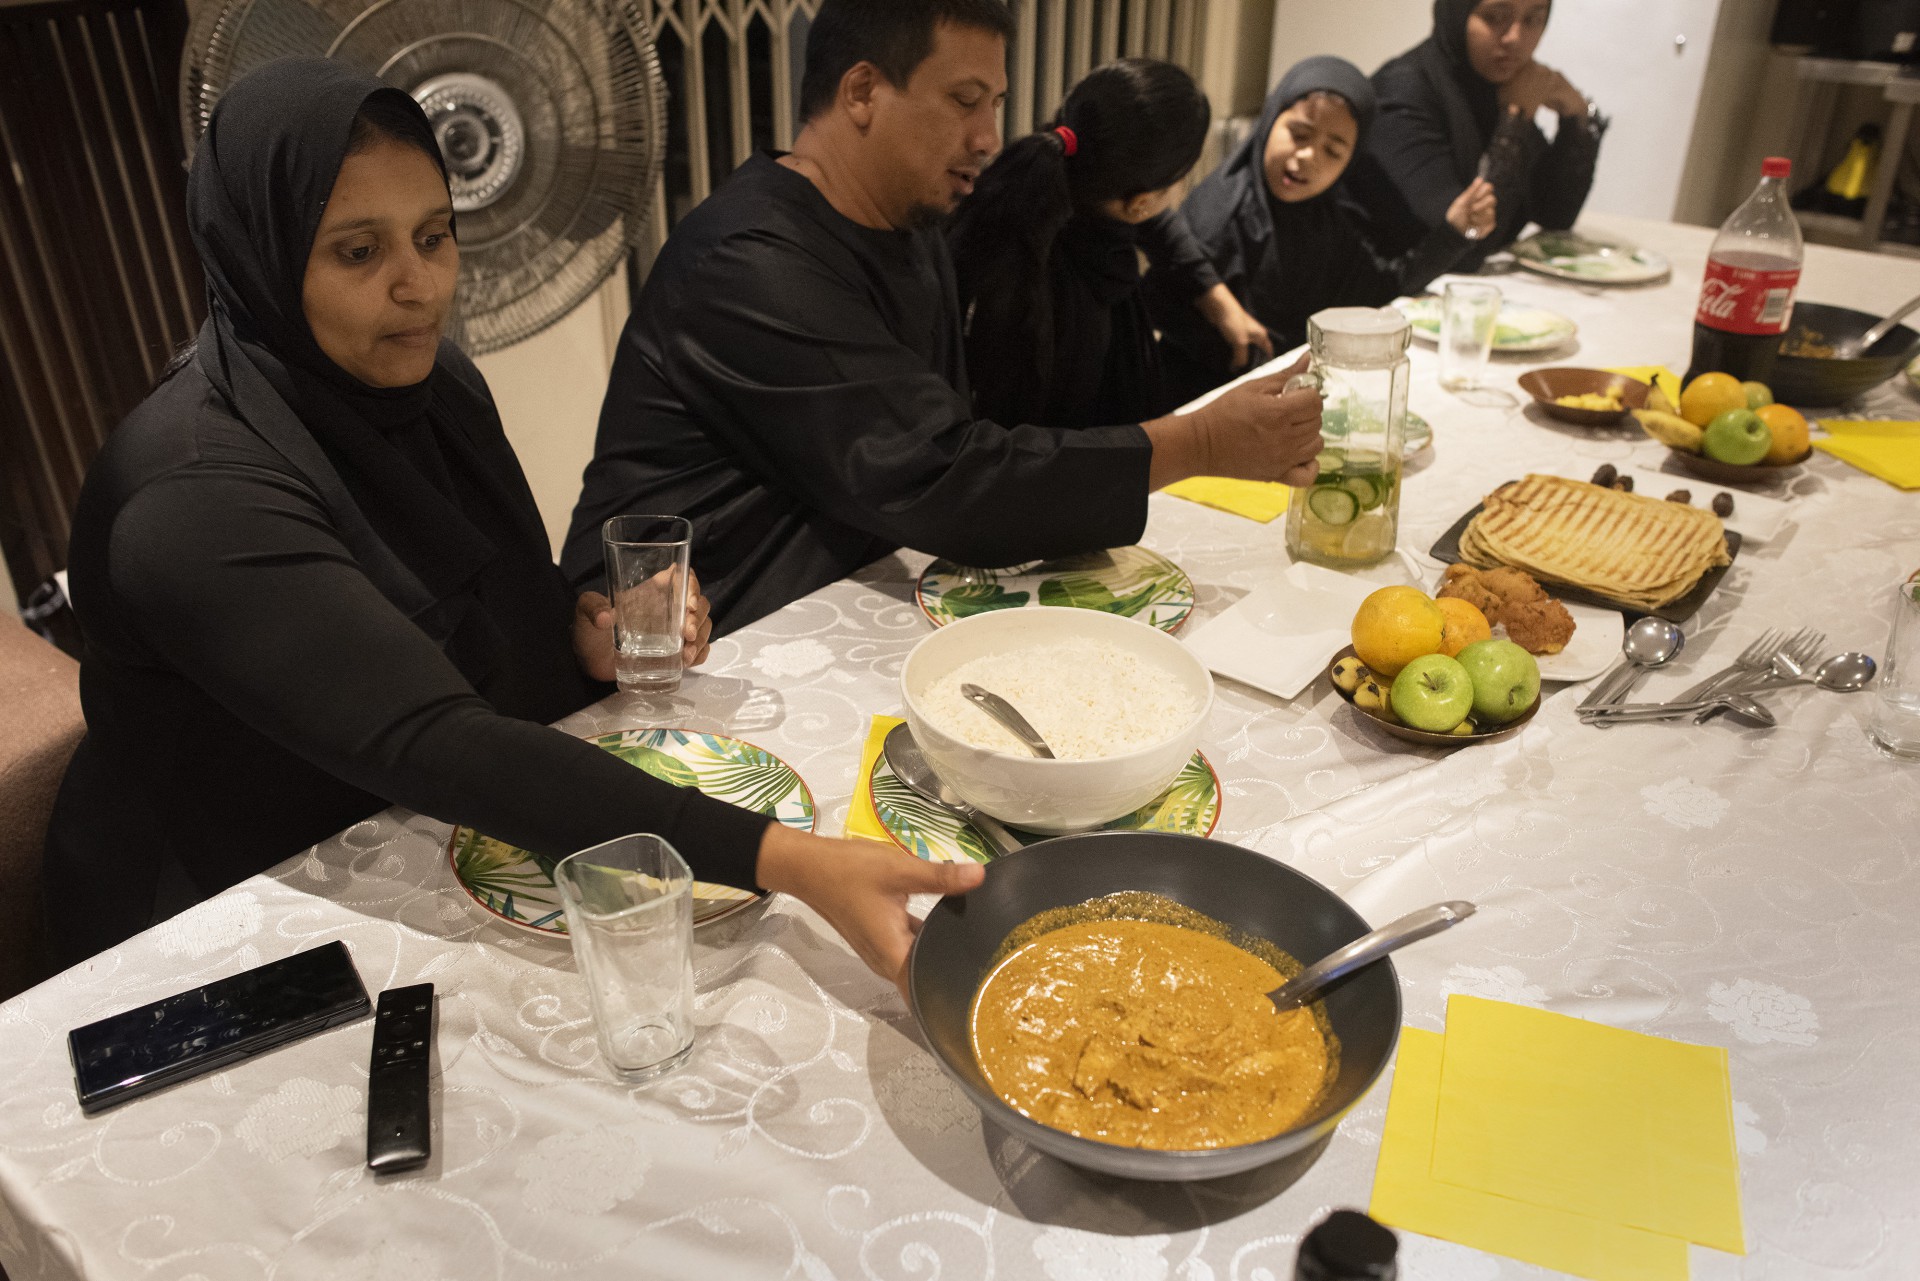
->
[1755,403,1809,464]
[1351,586,1445,678]
[1434,597,1493,657]
[1679,372,1747,427]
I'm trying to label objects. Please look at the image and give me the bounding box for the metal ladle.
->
[882,724,1024,857]
[1267,901,1477,1012]
[960,683,1056,758]
[1833,289,1920,358]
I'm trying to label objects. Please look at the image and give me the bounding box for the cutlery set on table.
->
[1576,621,1876,728]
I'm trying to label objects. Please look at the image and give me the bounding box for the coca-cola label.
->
[1695,258,1800,335]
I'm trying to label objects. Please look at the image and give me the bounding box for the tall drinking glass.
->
[1439,281,1502,391]
[554,834,696,1082]
[1868,575,1920,760]
[602,515,691,694]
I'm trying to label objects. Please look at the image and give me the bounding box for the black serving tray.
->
[1429,500,1742,624]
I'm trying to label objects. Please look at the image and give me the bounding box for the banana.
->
[1331,655,1368,694]
[1633,408,1704,453]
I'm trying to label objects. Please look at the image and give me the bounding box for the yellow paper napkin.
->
[1812,419,1920,489]
[1603,365,1682,409]
[1163,476,1290,523]
[1371,1029,1690,1281]
[844,714,904,842]
[1430,995,1745,1254]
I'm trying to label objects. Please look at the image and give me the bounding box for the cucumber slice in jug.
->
[1307,485,1359,526]
[1340,475,1384,511]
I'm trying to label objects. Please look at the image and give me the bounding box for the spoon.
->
[960,683,1056,758]
[1579,617,1685,718]
[1581,691,1778,727]
[1728,650,1877,694]
[1268,901,1476,1012]
[882,724,1024,857]
[1833,288,1920,358]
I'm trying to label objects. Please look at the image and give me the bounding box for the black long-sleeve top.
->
[560,152,1154,634]
[45,351,768,961]
[1350,44,1601,272]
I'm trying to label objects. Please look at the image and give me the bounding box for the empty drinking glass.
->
[1868,575,1920,761]
[553,834,696,1082]
[1439,281,1502,392]
[602,515,691,694]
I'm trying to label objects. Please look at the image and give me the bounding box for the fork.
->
[1694,629,1826,722]
[1665,628,1785,708]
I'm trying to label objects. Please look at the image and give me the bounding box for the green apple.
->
[1389,653,1475,732]
[1455,639,1540,725]
[1703,408,1770,465]
[1741,380,1774,409]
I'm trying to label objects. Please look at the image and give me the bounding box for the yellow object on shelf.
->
[1370,1029,1690,1281]
[1164,476,1291,523]
[844,714,904,842]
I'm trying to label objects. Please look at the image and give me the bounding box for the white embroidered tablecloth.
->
[4,217,1919,1281]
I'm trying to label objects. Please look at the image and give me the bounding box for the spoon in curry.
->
[882,723,1025,857]
[1267,901,1477,1012]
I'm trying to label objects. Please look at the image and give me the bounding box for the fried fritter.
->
[1437,563,1576,655]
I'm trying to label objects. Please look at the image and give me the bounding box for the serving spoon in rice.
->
[960,683,1057,758]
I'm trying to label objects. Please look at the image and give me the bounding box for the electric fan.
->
[181,0,668,354]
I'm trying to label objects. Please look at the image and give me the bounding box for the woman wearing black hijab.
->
[1144,56,1495,403]
[43,57,978,988]
[1350,0,1605,272]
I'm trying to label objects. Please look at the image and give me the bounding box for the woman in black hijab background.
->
[1144,56,1495,404]
[1349,0,1605,273]
[43,57,978,991]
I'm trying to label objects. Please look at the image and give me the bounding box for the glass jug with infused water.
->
[1283,307,1412,569]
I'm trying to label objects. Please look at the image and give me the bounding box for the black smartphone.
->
[68,940,372,1114]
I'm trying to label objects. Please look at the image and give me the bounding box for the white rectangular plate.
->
[1186,562,1382,700]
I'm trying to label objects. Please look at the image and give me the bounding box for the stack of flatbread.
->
[1459,474,1731,611]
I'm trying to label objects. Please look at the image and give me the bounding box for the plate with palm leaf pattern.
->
[447,728,815,934]
[866,748,1220,863]
[916,546,1195,633]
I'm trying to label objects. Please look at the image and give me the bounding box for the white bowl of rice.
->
[900,607,1214,833]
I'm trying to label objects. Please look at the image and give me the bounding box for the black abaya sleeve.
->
[107,463,770,887]
[1135,211,1221,301]
[649,234,1152,570]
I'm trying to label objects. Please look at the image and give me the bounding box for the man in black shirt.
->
[563,0,1325,632]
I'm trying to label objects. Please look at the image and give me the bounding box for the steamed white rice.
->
[919,640,1198,759]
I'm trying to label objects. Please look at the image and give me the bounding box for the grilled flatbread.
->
[1459,475,1730,611]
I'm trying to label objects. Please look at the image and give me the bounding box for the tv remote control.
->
[365,983,434,1173]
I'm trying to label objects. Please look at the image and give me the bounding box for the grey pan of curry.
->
[908,831,1403,1181]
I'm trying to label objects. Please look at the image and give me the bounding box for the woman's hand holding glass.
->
[574,567,714,682]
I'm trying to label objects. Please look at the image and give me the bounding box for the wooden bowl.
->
[1667,446,1812,486]
[1518,368,1650,426]
[1329,646,1539,746]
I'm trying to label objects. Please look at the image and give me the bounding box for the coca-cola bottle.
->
[1686,156,1804,386]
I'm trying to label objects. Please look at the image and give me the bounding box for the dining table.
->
[3,213,1918,1281]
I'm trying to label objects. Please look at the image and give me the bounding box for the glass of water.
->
[1868,575,1920,761]
[553,833,696,1082]
[1439,281,1502,391]
[602,515,691,694]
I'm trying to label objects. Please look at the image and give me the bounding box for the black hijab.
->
[186,57,545,627]
[1411,0,1508,181]
[1149,57,1377,378]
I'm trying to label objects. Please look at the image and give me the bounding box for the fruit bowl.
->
[1328,646,1539,747]
[1666,446,1812,486]
[1517,368,1649,426]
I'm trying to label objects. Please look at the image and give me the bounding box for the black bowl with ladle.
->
[907,830,1407,1181]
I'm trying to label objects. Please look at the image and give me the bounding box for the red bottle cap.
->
[1762,156,1791,179]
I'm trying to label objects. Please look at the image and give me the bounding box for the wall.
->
[473,272,628,557]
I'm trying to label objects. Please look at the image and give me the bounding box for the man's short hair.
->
[799,0,1014,121]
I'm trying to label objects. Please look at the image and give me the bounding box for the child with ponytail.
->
[947,58,1269,430]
